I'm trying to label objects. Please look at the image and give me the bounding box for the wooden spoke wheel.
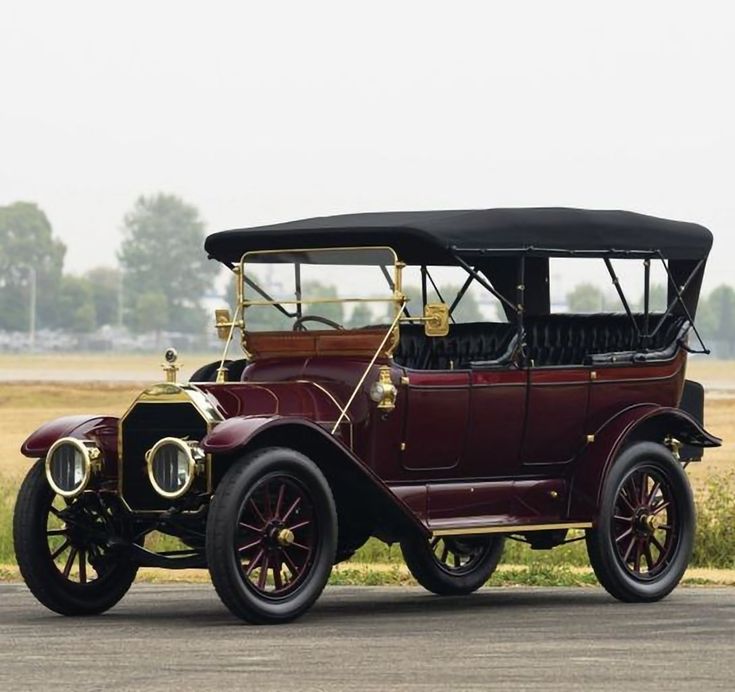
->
[586,442,694,602]
[401,533,504,595]
[235,475,318,597]
[612,467,678,579]
[206,447,337,624]
[13,460,138,616]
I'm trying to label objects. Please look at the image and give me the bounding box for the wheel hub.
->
[634,509,659,535]
[276,528,295,547]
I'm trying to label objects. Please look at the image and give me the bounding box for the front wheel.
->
[401,533,504,595]
[206,447,337,624]
[586,442,695,603]
[13,460,139,616]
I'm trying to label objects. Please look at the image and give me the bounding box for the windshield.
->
[239,247,401,332]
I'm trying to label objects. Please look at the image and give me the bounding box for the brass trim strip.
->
[430,521,593,537]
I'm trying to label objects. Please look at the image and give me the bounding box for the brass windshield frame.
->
[236,245,405,356]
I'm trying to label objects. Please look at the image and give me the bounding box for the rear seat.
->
[524,313,690,367]
[392,314,689,370]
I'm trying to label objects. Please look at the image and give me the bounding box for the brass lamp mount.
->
[161,348,180,383]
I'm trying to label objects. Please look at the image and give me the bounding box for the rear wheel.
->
[401,533,504,595]
[586,442,694,602]
[13,460,139,615]
[206,447,337,624]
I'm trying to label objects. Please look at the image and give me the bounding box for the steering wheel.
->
[292,315,345,331]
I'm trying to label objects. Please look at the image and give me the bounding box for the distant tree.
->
[347,303,374,328]
[302,280,343,324]
[133,292,169,344]
[441,284,483,323]
[0,201,65,330]
[567,283,606,313]
[85,267,121,328]
[57,275,96,333]
[381,283,483,323]
[118,194,218,334]
[698,285,735,358]
[635,283,667,313]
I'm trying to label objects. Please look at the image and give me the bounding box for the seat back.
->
[394,322,516,370]
[524,313,689,367]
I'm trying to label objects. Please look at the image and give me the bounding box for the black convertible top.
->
[205,207,712,265]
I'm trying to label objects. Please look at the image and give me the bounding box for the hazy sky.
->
[2,1,733,297]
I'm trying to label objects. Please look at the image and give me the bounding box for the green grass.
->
[1,472,733,573]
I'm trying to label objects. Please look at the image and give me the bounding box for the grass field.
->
[0,355,733,577]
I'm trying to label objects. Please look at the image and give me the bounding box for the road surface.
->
[1,584,733,690]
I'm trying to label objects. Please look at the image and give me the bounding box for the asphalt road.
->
[1,584,734,691]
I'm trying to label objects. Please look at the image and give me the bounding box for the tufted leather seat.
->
[393,313,689,370]
[524,313,689,367]
[394,322,516,370]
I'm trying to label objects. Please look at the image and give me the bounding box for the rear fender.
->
[568,404,721,521]
[202,416,429,542]
[21,415,119,461]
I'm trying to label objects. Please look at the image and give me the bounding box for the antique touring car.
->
[14,208,721,623]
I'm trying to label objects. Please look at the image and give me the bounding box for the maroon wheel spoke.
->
[639,473,649,505]
[290,541,311,551]
[622,535,636,563]
[245,548,265,576]
[440,543,449,563]
[618,491,636,513]
[651,501,670,516]
[643,543,655,571]
[239,521,263,534]
[272,557,284,589]
[262,483,273,518]
[287,519,312,532]
[238,538,262,554]
[249,499,267,524]
[79,551,87,583]
[613,514,633,522]
[257,555,270,589]
[650,534,666,554]
[615,527,633,543]
[282,497,302,524]
[281,548,301,574]
[274,483,286,518]
[63,547,78,578]
[50,539,70,560]
[646,480,661,508]
[430,537,439,549]
[47,528,66,537]
[633,540,643,573]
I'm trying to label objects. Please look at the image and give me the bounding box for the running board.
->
[430,521,593,537]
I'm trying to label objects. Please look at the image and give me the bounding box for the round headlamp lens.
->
[148,439,198,498]
[46,439,92,497]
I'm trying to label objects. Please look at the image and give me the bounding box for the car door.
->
[462,364,528,477]
[521,365,591,466]
[400,370,470,473]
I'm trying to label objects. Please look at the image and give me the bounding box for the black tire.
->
[13,460,139,616]
[586,442,694,603]
[206,447,337,624]
[401,533,504,595]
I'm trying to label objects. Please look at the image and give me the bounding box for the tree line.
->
[0,195,217,335]
[2,199,735,356]
[567,282,735,357]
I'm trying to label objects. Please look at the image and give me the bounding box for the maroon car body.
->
[15,207,722,623]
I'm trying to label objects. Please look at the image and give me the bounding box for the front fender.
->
[201,415,429,541]
[568,404,721,521]
[21,414,119,460]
